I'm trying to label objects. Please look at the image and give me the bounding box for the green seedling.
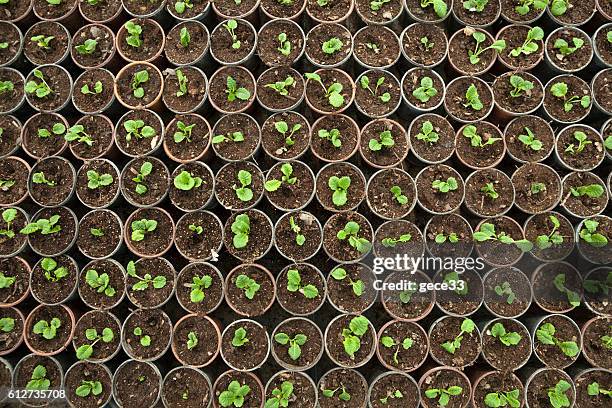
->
[550,82,590,112]
[328,175,350,207]
[510,26,544,56]
[233,170,253,202]
[0,80,13,94]
[481,183,499,199]
[550,0,569,16]
[444,271,468,295]
[425,386,463,407]
[130,218,157,242]
[390,185,408,205]
[468,31,506,65]
[236,274,260,299]
[31,35,54,49]
[587,382,611,397]
[132,161,152,195]
[536,215,564,250]
[416,120,439,143]
[322,385,351,401]
[579,219,608,247]
[0,208,17,239]
[188,274,212,303]
[277,32,291,56]
[464,83,483,110]
[26,365,50,390]
[265,76,295,96]
[484,389,520,408]
[25,69,53,98]
[180,27,190,48]
[175,0,193,13]
[341,315,370,359]
[536,322,579,357]
[421,36,434,50]
[564,131,591,155]
[380,335,413,365]
[369,130,394,151]
[331,267,364,296]
[20,215,61,235]
[509,75,534,97]
[124,119,155,143]
[570,184,605,198]
[490,322,521,346]
[441,319,475,354]
[81,81,103,95]
[380,390,403,405]
[274,332,307,360]
[553,273,581,307]
[231,214,250,249]
[76,327,114,359]
[337,221,371,254]
[518,127,542,151]
[547,380,571,408]
[319,128,341,147]
[86,170,113,190]
[212,131,244,144]
[187,331,198,350]
[133,326,151,347]
[463,125,501,147]
[274,121,301,148]
[38,122,65,138]
[90,228,104,237]
[432,177,458,193]
[473,222,533,252]
[32,172,55,187]
[514,0,548,15]
[75,380,103,398]
[265,163,296,192]
[226,76,251,102]
[370,0,391,10]
[174,170,202,191]
[288,216,306,246]
[366,42,380,53]
[419,0,448,18]
[0,317,14,332]
[173,121,195,143]
[127,260,167,291]
[41,257,68,282]
[33,317,61,340]
[554,37,584,59]
[0,272,15,288]
[463,0,488,12]
[85,269,116,297]
[223,20,241,49]
[125,22,142,48]
[531,182,546,194]
[265,381,294,408]
[131,69,149,98]
[175,69,188,97]
[65,125,93,146]
[75,39,97,55]
[413,76,438,103]
[322,37,343,54]
[381,234,412,248]
[583,272,612,296]
[232,327,248,347]
[219,380,251,408]
[305,72,344,108]
[435,232,459,243]
[286,269,318,299]
[360,75,390,102]
[0,179,14,191]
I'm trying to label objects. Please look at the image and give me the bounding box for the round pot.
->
[0,206,29,258]
[581,316,612,369]
[125,257,176,309]
[26,206,79,257]
[114,108,165,158]
[209,18,258,66]
[64,361,113,408]
[115,18,165,63]
[365,167,417,220]
[112,359,162,408]
[224,263,276,316]
[164,113,212,163]
[400,23,449,68]
[174,210,224,261]
[212,370,264,408]
[208,66,257,114]
[78,258,127,310]
[353,25,401,69]
[70,23,117,69]
[24,64,73,113]
[121,309,173,362]
[0,67,25,115]
[256,19,306,67]
[317,368,367,408]
[175,262,225,315]
[482,266,533,318]
[264,371,317,408]
[162,366,213,408]
[304,68,355,114]
[375,319,429,372]
[124,207,175,258]
[13,354,64,407]
[401,67,445,113]
[162,66,208,114]
[0,256,31,307]
[368,371,419,408]
[415,164,466,215]
[166,0,212,20]
[28,156,76,208]
[275,263,326,315]
[304,23,353,69]
[575,216,612,265]
[324,313,376,368]
[23,303,75,356]
[444,76,494,123]
[120,156,170,208]
[219,318,270,372]
[255,66,305,112]
[531,313,582,369]
[480,318,532,371]
[322,212,374,263]
[114,61,164,109]
[79,0,123,24]
[315,162,367,212]
[310,113,360,162]
[474,216,528,267]
[0,306,24,356]
[270,317,324,371]
[171,313,221,368]
[418,366,471,408]
[30,254,78,306]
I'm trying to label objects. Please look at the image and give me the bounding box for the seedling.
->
[277,32,291,56]
[583,272,612,296]
[124,120,155,143]
[435,232,459,243]
[265,163,297,193]
[0,317,14,332]
[510,26,544,56]
[564,131,591,155]
[212,131,244,144]
[380,390,403,405]
[0,272,14,288]
[0,208,16,239]
[413,76,438,103]
[130,218,157,242]
[587,382,611,397]
[265,76,295,96]
[550,82,590,112]
[41,258,68,282]
[518,127,542,151]
[81,81,103,95]
[175,0,193,13]
[286,269,318,298]
[132,161,152,195]
[231,214,250,249]
[481,183,499,199]
[464,83,483,110]
[444,271,468,295]
[32,172,56,187]
[381,234,412,248]
[86,170,113,190]
[419,0,448,18]
[531,182,546,194]
[25,69,53,98]
[317,0,330,5]
[360,76,390,102]
[328,175,350,207]
[441,318,475,354]
[463,125,501,147]
[173,121,195,143]
[175,69,188,97]
[236,274,260,299]
[125,22,142,48]
[127,260,167,291]
[223,20,241,49]
[318,128,341,147]
[20,215,61,235]
[233,170,253,202]
[370,0,391,9]
[463,0,488,12]
[390,185,408,205]
[75,380,103,398]
[26,365,50,390]
[416,120,439,144]
[322,37,343,54]
[341,315,370,359]
[0,80,13,94]
[421,36,434,50]
[38,122,65,138]
[369,130,395,151]
[90,228,104,237]
[76,327,114,359]
[331,267,364,296]
[553,273,581,307]
[484,390,520,408]
[536,322,579,357]
[265,381,294,408]
[425,386,463,407]
[133,327,151,347]
[274,121,301,148]
[189,224,203,234]
[322,385,351,401]
[288,217,306,246]
[187,331,198,350]
[188,274,212,303]
[219,380,251,408]
[131,69,149,99]
[85,269,116,297]
[579,219,608,247]
[65,125,93,146]
[75,39,97,55]
[380,335,413,365]
[305,72,344,108]
[174,171,202,191]
[547,380,571,408]
[570,184,604,198]
[31,35,54,49]
[225,76,251,102]
[432,177,458,193]
[490,322,521,346]
[274,332,307,360]
[536,215,564,250]
[554,37,584,59]
[514,0,548,15]
[33,318,61,340]
[180,27,190,48]
[337,221,372,254]
[509,75,534,98]
[366,42,380,53]
[550,0,568,16]
[473,222,533,252]
[0,179,14,191]
[232,327,248,347]
[468,31,506,65]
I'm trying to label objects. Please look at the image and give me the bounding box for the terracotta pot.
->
[23,303,76,356]
[171,313,221,368]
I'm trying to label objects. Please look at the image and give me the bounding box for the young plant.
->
[369,130,394,151]
[125,22,142,48]
[20,215,61,236]
[360,76,391,103]
[187,331,198,350]
[0,179,14,191]
[0,317,14,333]
[463,125,501,147]
[236,274,260,299]
[473,222,533,252]
[425,386,463,407]
[481,183,499,199]
[223,20,241,49]
[435,232,459,243]
[389,185,408,205]
[32,171,56,187]
[553,273,581,307]
[441,318,475,354]
[90,228,104,237]
[554,37,584,59]
[0,208,17,239]
[550,0,568,16]
[421,36,434,50]
[564,131,591,155]
[463,0,488,12]
[514,0,548,16]
[432,177,458,193]
[318,128,341,148]
[412,76,438,103]
[370,0,391,10]
[81,81,103,95]
[65,125,93,146]
[86,170,113,190]
[274,121,301,148]
[381,234,412,248]
[587,382,611,398]
[75,380,103,398]
[531,182,546,195]
[226,75,251,102]
[130,219,157,242]
[464,83,483,110]
[38,122,65,139]
[219,380,251,408]
[277,32,291,56]
[341,315,370,359]
[233,170,253,202]
[76,327,114,359]
[444,271,468,295]
[175,69,188,97]
[579,219,608,247]
[265,381,294,408]
[231,214,250,249]
[274,332,307,360]
[328,175,350,207]
[232,327,248,347]
[570,184,604,198]
[322,37,343,54]
[188,274,212,303]
[509,75,534,97]
[175,0,193,13]
[380,335,413,365]
[180,26,190,48]
[550,82,590,112]
[484,390,520,408]
[264,163,296,192]
[173,171,202,191]
[124,120,155,143]
[132,161,152,195]
[536,323,579,357]
[133,327,151,347]
[518,127,542,151]
[173,121,195,143]
[468,31,506,65]
[380,390,404,405]
[547,380,571,408]
[75,39,97,55]
[416,120,439,143]
[286,269,318,298]
[265,76,295,96]
[212,131,244,144]
[0,80,13,94]
[337,221,372,254]
[127,260,167,291]
[131,69,149,99]
[25,69,53,98]
[510,26,544,56]
[41,258,68,282]
[288,217,305,246]
[31,35,54,49]
[419,0,448,18]
[331,267,364,296]
[322,384,351,401]
[26,365,50,390]
[85,269,116,297]
[583,271,612,296]
[305,72,344,108]
[33,318,61,340]
[0,272,15,288]
[536,215,564,250]
[489,323,521,346]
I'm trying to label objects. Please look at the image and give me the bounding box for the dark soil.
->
[165,21,209,66]
[465,168,514,217]
[14,355,62,406]
[534,262,582,312]
[493,71,543,113]
[430,316,481,367]
[311,114,359,161]
[261,0,305,17]
[504,115,554,162]
[0,207,26,256]
[456,122,505,168]
[483,267,532,317]
[306,0,352,22]
[595,26,612,66]
[170,162,214,211]
[360,119,408,167]
[409,114,455,163]
[0,306,22,353]
[78,259,125,309]
[213,371,263,408]
[72,69,115,115]
[256,66,304,111]
[305,23,352,66]
[498,25,544,69]
[402,23,447,67]
[0,157,28,205]
[0,257,29,306]
[473,372,523,408]
[71,24,114,68]
[162,367,211,408]
[22,113,67,158]
[513,163,561,213]
[0,22,19,66]
[163,66,207,113]
[326,314,374,366]
[266,161,315,210]
[117,18,163,62]
[449,28,496,74]
[31,255,77,304]
[173,315,219,366]
[584,267,612,315]
[25,64,71,112]
[225,264,275,316]
[500,0,543,22]
[556,125,604,170]
[377,321,428,371]
[209,66,255,112]
[116,63,163,108]
[275,212,322,261]
[30,156,74,206]
[73,310,120,361]
[402,68,443,110]
[272,318,323,369]
[223,210,273,262]
[593,69,612,112]
[323,212,373,262]
[482,319,531,370]
[176,263,224,314]
[445,77,493,121]
[221,320,268,370]
[316,162,365,210]
[121,157,170,207]
[266,372,316,407]
[261,111,310,160]
[0,68,23,113]
[115,109,163,156]
[76,159,119,208]
[212,112,260,161]
[114,360,161,408]
[453,0,499,25]
[123,308,172,360]
[435,269,484,316]
[543,75,591,123]
[578,216,612,264]
[174,210,223,261]
[561,171,607,217]
[165,114,211,162]
[367,168,416,219]
[534,315,580,367]
[546,27,592,71]
[374,220,424,260]
[305,68,353,113]
[24,22,69,65]
[575,369,612,408]
[0,115,21,157]
[80,0,122,22]
[126,207,174,257]
[354,26,400,67]
[69,114,114,159]
[356,0,402,23]
[355,70,400,117]
[318,368,367,408]
[127,257,175,308]
[416,164,464,214]
[551,0,595,25]
[581,317,612,369]
[328,263,377,314]
[526,369,574,408]
[420,368,470,408]
[0,1,30,22]
[213,0,258,17]
[277,263,325,314]
[524,212,574,261]
[65,361,112,408]
[216,161,263,210]
[425,214,473,259]
[370,373,419,408]
[210,19,256,64]
[475,217,524,266]
[28,206,77,256]
[25,304,73,354]
[257,19,304,67]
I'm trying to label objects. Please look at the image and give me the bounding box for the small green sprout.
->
[32,172,55,187]
[232,327,248,347]
[20,215,61,235]
[127,260,167,291]
[421,36,434,50]
[468,32,506,65]
[319,128,341,147]
[0,317,14,333]
[76,327,114,359]
[587,382,611,398]
[464,83,483,110]
[81,81,103,95]
[65,125,93,146]
[131,69,149,99]
[489,322,521,346]
[531,182,546,194]
[554,37,584,59]
[570,184,604,198]
[0,80,13,94]
[547,380,571,408]
[416,120,439,143]
[432,177,458,193]
[331,267,364,296]
[26,365,50,390]
[90,228,104,237]
[305,72,344,108]
[337,221,372,254]
[390,185,408,205]
[265,381,294,408]
[173,121,195,143]
[33,317,61,340]
[419,0,448,18]
[579,219,608,247]
[175,0,193,14]
[550,82,590,112]
[514,0,548,16]
[481,182,499,199]
[380,335,413,365]
[223,20,241,49]
[536,323,579,357]
[322,37,343,54]
[231,214,250,249]
[553,273,581,307]
[484,390,520,408]
[463,125,501,147]
[413,77,438,103]
[274,332,307,360]
[518,127,542,151]
[175,69,188,97]
[509,75,534,98]
[87,170,113,190]
[322,385,351,401]
[25,69,53,98]
[0,208,16,239]
[435,232,459,243]
[130,219,157,242]
[583,272,612,296]
[188,274,212,303]
[188,224,203,234]
[236,274,260,299]
[265,163,296,192]
[275,121,301,148]
[37,122,65,138]
[187,331,198,350]
[124,119,155,143]
[75,380,103,398]
[265,76,295,96]
[380,390,403,405]
[536,215,564,250]
[219,380,251,408]
[444,271,468,295]
[0,179,14,191]
[212,131,244,144]
[510,26,544,56]
[441,319,475,354]
[132,161,152,195]
[463,0,488,12]
[564,131,591,155]
[550,0,569,16]
[473,222,533,252]
[425,386,463,407]
[369,130,394,151]
[41,257,68,282]
[30,35,54,49]
[0,272,14,288]
[277,32,291,56]
[173,170,202,191]
[125,22,142,48]
[226,75,251,102]
[85,269,116,297]
[233,170,253,202]
[180,27,190,48]
[133,326,151,347]
[341,315,370,359]
[286,269,318,298]
[360,76,390,102]
[328,175,350,207]
[75,39,97,55]
[381,234,412,248]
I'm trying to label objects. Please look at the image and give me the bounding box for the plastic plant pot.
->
[559,171,608,218]
[352,25,401,70]
[401,67,445,114]
[0,0,32,23]
[264,371,317,408]
[121,308,173,362]
[28,156,76,208]
[327,263,378,315]
[121,0,166,18]
[124,207,175,258]
[511,163,562,215]
[215,161,265,211]
[223,210,274,262]
[171,313,221,368]
[304,68,355,114]
[474,216,529,267]
[270,317,324,371]
[544,26,593,74]
[78,258,127,310]
[452,0,501,27]
[542,74,592,125]
[0,307,24,357]
[224,263,276,317]
[112,360,162,408]
[212,370,264,408]
[471,371,525,408]
[21,113,69,159]
[444,76,495,123]
[546,0,596,27]
[72,69,117,115]
[400,23,449,68]
[492,71,544,119]
[166,0,212,20]
[114,109,165,158]
[423,214,474,260]
[375,319,429,372]
[64,361,113,408]
[162,66,208,114]
[70,23,117,69]
[481,318,532,371]
[23,64,73,113]
[591,69,612,115]
[265,162,316,212]
[310,114,360,163]
[317,367,368,408]
[408,114,456,164]
[322,212,374,263]
[211,0,261,20]
[531,314,582,369]
[23,303,76,356]
[26,206,79,257]
[304,23,353,69]
[176,262,225,315]
[523,212,574,262]
[582,267,612,316]
[24,21,72,65]
[69,114,116,160]
[419,366,471,408]
[275,263,326,315]
[0,206,29,258]
[354,69,402,118]
[575,216,612,265]
[120,156,170,208]
[72,310,122,361]
[306,0,355,23]
[164,114,212,163]
[573,367,612,408]
[114,61,164,110]
[495,24,544,71]
[13,354,64,407]
[174,210,224,261]
[593,23,612,68]
[256,19,306,67]
[260,0,307,19]
[255,66,305,112]
[125,257,176,310]
[404,0,453,23]
[433,269,485,317]
[463,168,515,218]
[455,122,506,170]
[209,18,258,67]
[373,219,425,263]
[482,266,533,319]
[75,158,121,209]
[211,113,261,162]
[169,161,215,212]
[220,318,270,372]
[115,18,165,63]
[428,315,482,368]
[162,366,213,408]
[554,124,604,172]
[208,66,257,114]
[315,162,367,212]
[324,313,377,369]
[581,316,612,369]
[165,21,211,67]
[356,0,404,25]
[503,115,555,163]
[415,164,466,215]
[447,27,500,76]
[30,255,79,306]
[365,168,417,220]
[359,119,409,169]
[274,213,323,262]
[0,256,31,307]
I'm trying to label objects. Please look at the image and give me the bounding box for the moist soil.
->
[76,159,119,208]
[121,0,163,15]
[410,114,455,163]
[374,220,424,260]
[584,268,612,315]
[24,22,69,65]
[311,114,359,161]
[425,214,473,259]
[367,168,416,219]
[420,369,470,408]
[25,65,71,112]
[327,263,377,313]
[582,318,612,369]
[71,24,114,68]
[449,28,496,74]
[465,168,514,217]
[78,259,125,309]
[163,67,207,113]
[257,66,304,110]
[551,0,595,24]
[275,212,322,261]
[165,21,209,65]
[435,269,483,316]
[370,373,419,408]
[80,0,122,22]
[354,26,400,67]
[170,162,214,211]
[475,217,523,266]
[482,319,531,370]
[65,362,112,408]
[533,261,581,312]
[114,360,161,408]
[14,356,62,406]
[162,367,211,408]
[117,19,163,62]
[213,0,258,17]
[168,0,210,18]
[504,115,554,162]
[305,69,353,113]
[578,216,612,264]
[500,0,542,22]
[266,372,316,407]
[221,320,268,370]
[416,165,464,213]
[73,70,115,115]
[176,263,223,314]
[216,162,264,210]
[261,0,306,17]
[306,0,352,22]
[0,307,22,353]
[318,369,367,408]
[174,211,223,260]
[0,68,23,113]
[22,113,67,158]
[33,0,75,19]
[402,23,447,66]
[277,263,324,314]
[355,71,400,117]
[445,77,492,121]
[225,264,274,316]
[453,0,499,25]
[305,23,352,66]
[266,161,314,210]
[595,26,612,65]
[223,211,273,261]
[173,315,219,366]
[524,212,574,261]
[316,163,365,210]
[127,258,175,308]
[543,75,590,122]
[73,311,120,361]
[121,157,170,206]
[594,69,612,112]
[473,372,523,408]
[31,255,77,304]
[406,0,448,20]
[257,20,304,66]
[29,206,77,256]
[0,208,26,255]
[272,318,323,369]
[546,28,592,71]
[356,0,402,23]
[0,22,19,66]
[0,115,21,157]
[26,305,72,354]
[456,122,505,168]
[557,126,604,170]
[534,315,580,367]
[212,113,260,160]
[116,110,163,156]
[326,314,374,366]
[575,370,612,408]
[214,371,262,408]
[261,111,310,160]
[165,115,210,162]
[483,267,532,317]
[403,68,443,109]
[526,369,574,408]
[209,67,255,112]
[116,63,163,108]
[0,1,30,22]
[562,172,607,216]
[0,157,28,205]
[69,115,114,159]
[377,321,428,371]
[323,212,373,262]
[126,208,174,257]
[30,157,74,206]
[493,72,543,113]
[0,257,29,305]
[498,25,544,69]
[124,309,172,360]
[210,20,255,64]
